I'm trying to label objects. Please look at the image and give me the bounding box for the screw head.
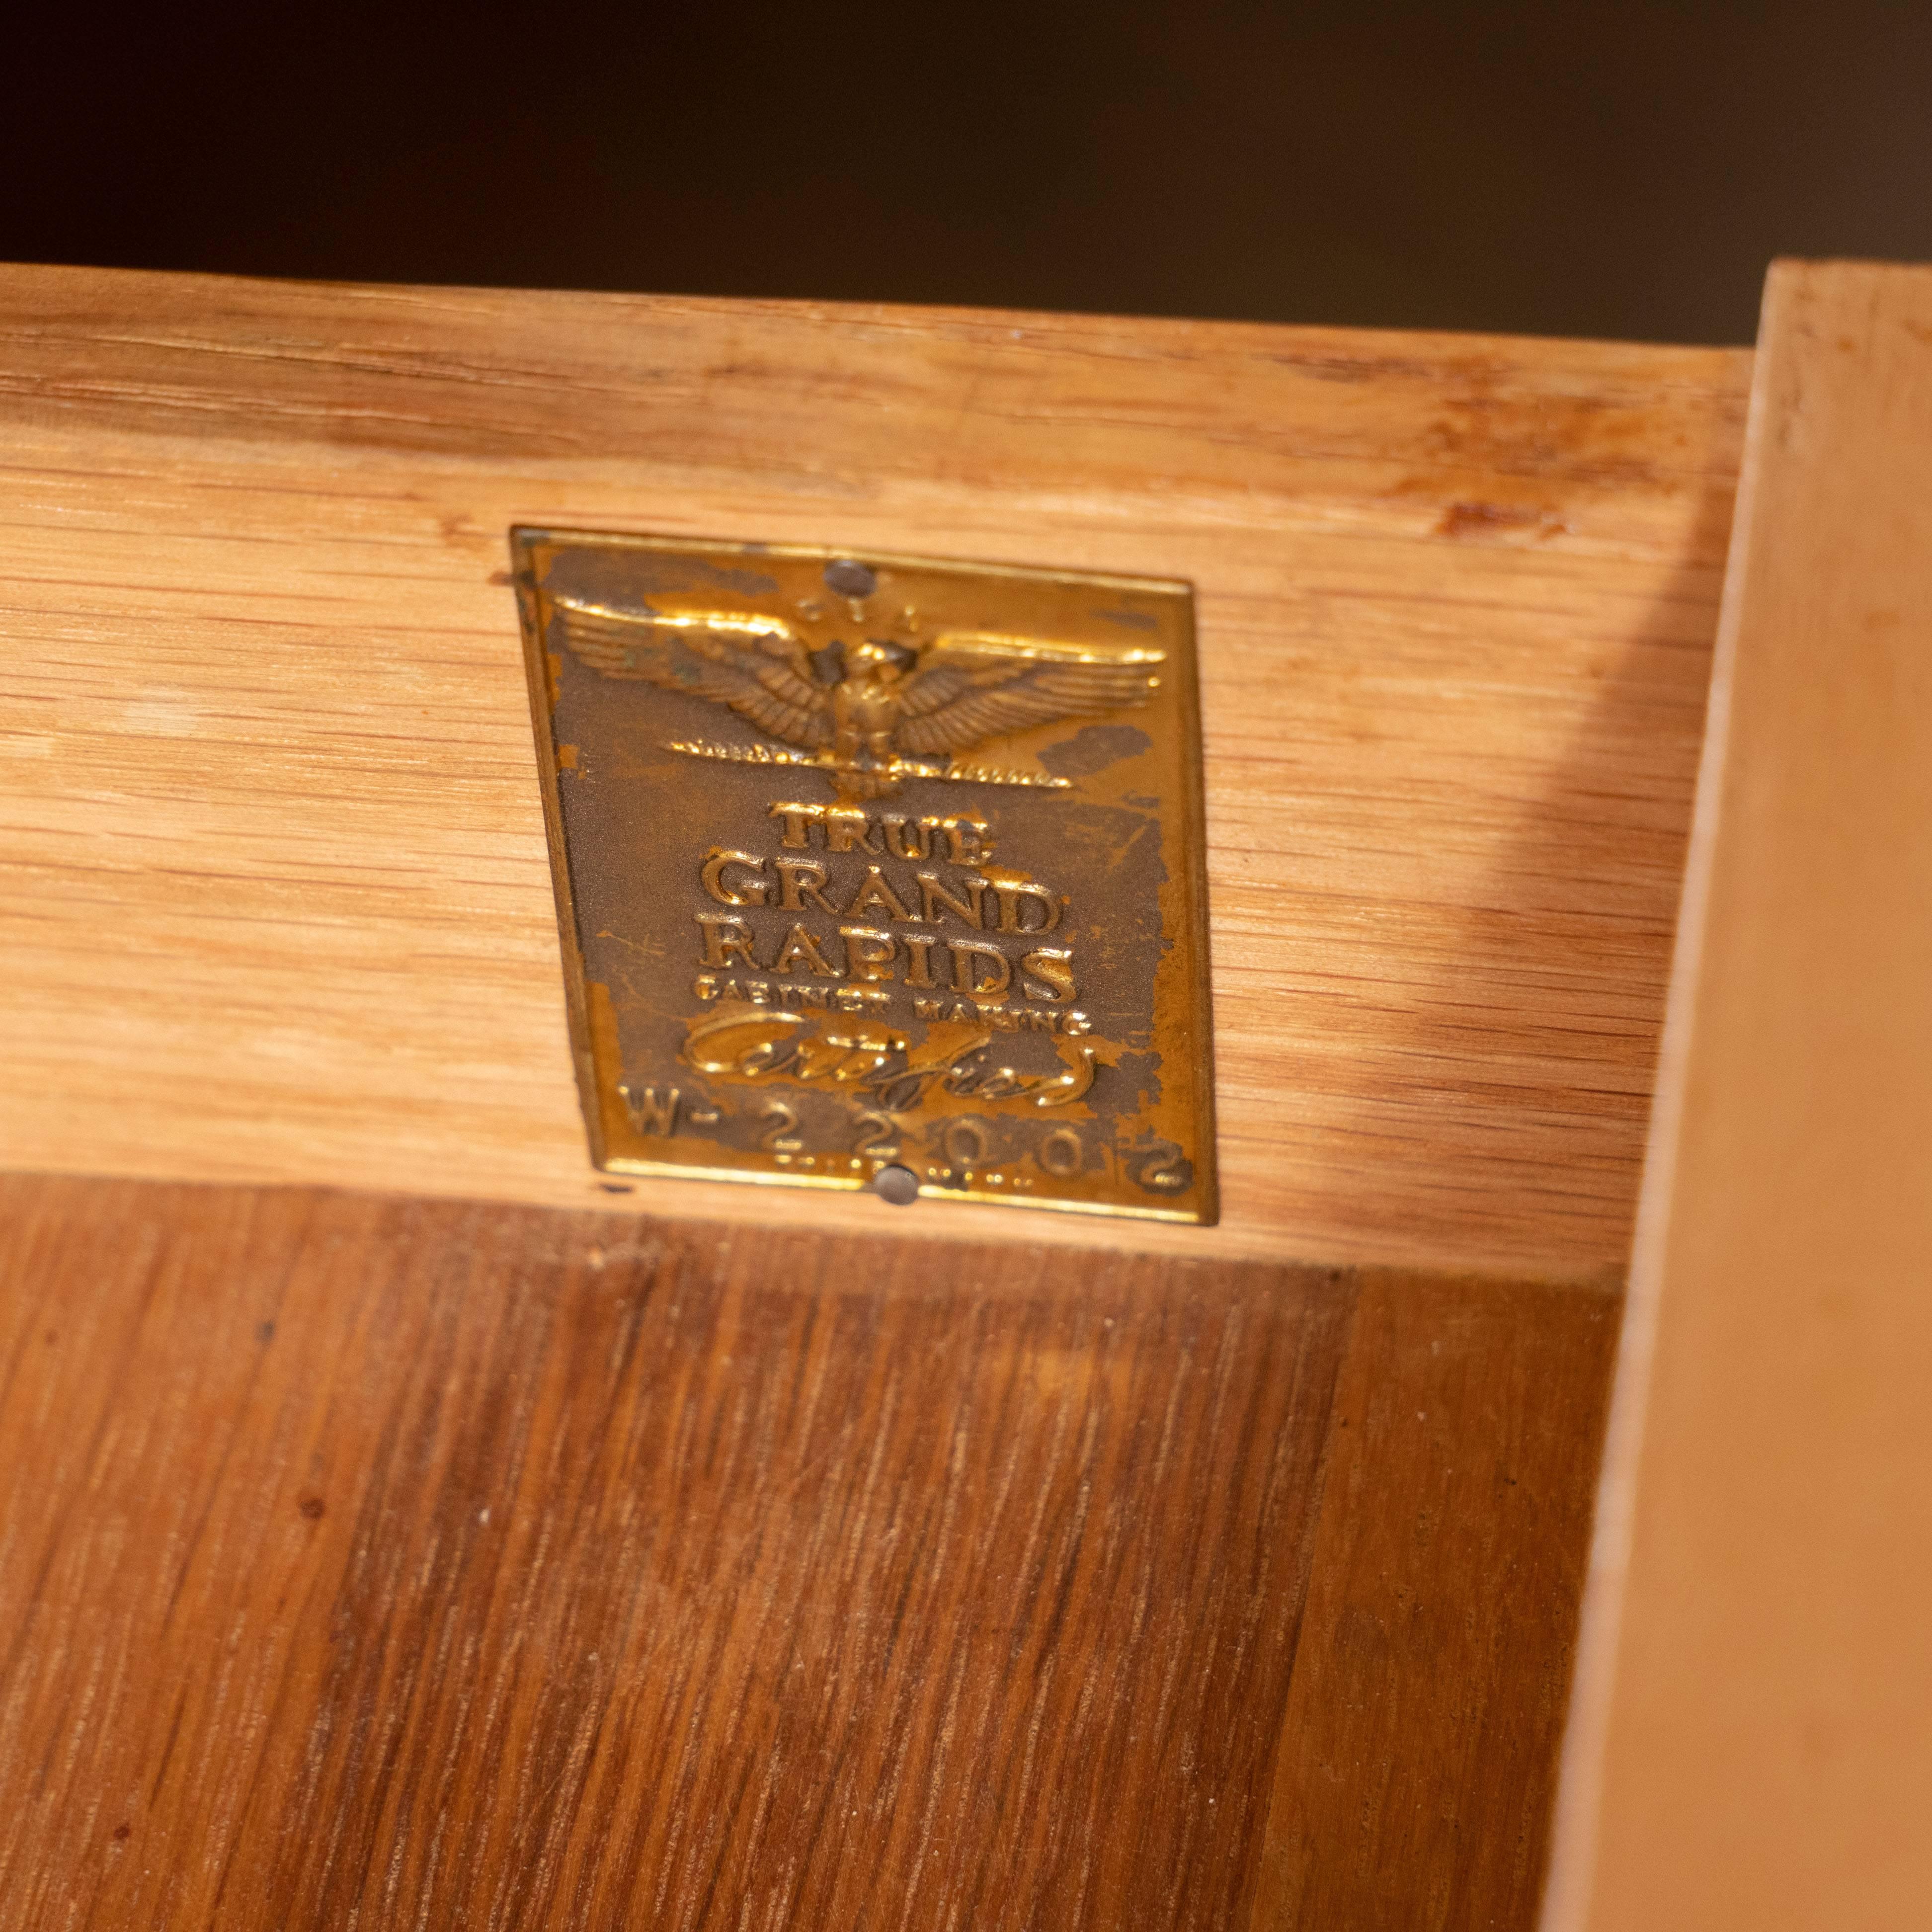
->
[823,558,876,600]
[873,1164,920,1206]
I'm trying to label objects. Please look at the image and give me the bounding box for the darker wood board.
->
[1256,1268,1620,1925]
[0,1175,1615,1930]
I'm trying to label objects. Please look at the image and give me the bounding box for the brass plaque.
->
[514,529,1217,1224]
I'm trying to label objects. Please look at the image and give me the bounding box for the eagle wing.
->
[893,632,1165,757]
[548,595,834,750]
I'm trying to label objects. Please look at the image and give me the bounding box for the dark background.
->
[10,2,1930,344]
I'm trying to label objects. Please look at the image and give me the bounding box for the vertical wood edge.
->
[1535,259,1788,1932]
[1541,255,1932,1932]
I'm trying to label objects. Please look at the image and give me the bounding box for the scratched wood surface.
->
[0,265,1748,1279]
[0,1173,1616,1931]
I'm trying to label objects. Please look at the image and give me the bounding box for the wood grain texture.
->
[1545,260,1932,1932]
[1259,1269,1616,1925]
[0,1173,1615,1931]
[0,265,1748,1278]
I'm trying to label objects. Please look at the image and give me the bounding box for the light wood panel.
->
[1544,259,1932,1930]
[0,1173,1615,1931]
[0,266,1747,1278]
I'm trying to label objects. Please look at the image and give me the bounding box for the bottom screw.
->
[873,1165,920,1206]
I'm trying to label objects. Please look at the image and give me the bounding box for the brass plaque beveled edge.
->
[512,525,1219,1226]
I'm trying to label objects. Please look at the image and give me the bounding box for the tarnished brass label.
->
[514,529,1217,1224]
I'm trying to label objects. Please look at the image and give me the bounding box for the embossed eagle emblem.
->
[547,558,1164,798]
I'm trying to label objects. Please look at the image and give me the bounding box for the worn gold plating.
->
[514,530,1217,1223]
